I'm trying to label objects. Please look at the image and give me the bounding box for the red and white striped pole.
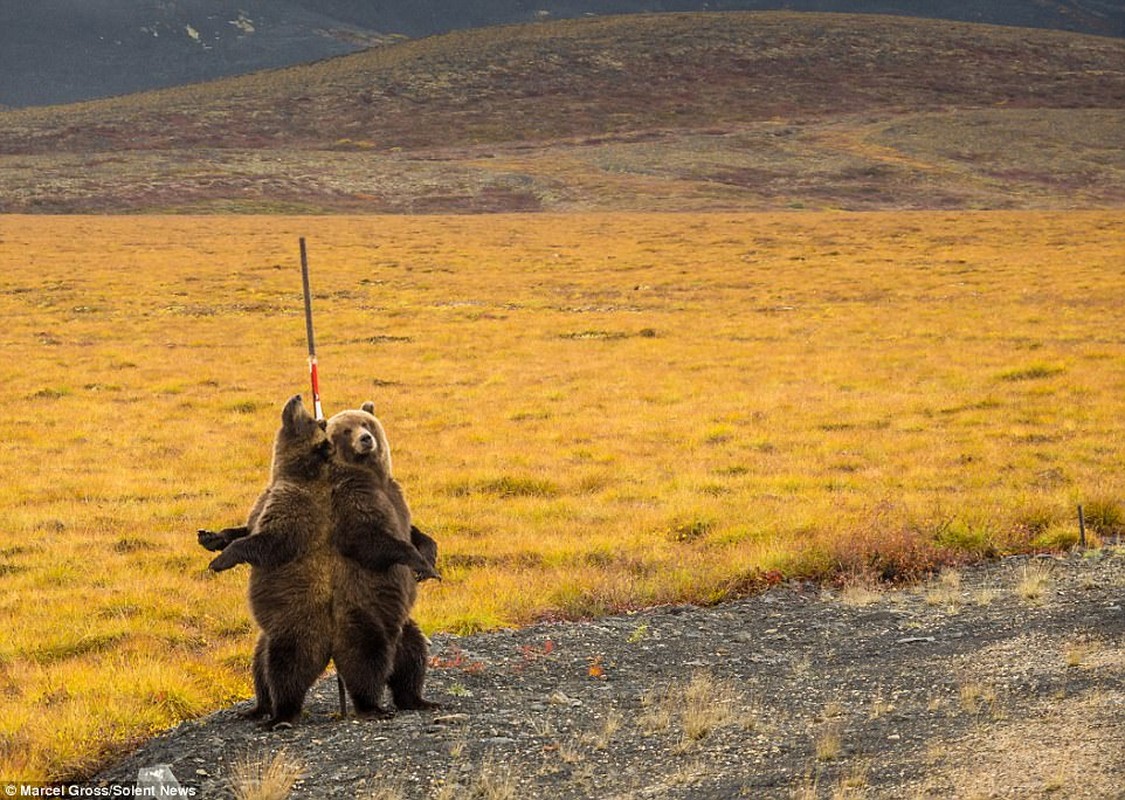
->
[299,237,325,422]
[301,237,346,713]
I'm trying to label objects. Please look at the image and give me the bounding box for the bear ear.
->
[317,418,327,431]
[361,401,375,415]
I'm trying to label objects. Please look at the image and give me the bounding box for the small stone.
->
[433,714,470,726]
[482,737,515,746]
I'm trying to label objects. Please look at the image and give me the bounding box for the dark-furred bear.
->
[328,402,439,716]
[202,394,334,730]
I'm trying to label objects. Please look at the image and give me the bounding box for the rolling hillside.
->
[3,1,1123,108]
[1,11,1122,213]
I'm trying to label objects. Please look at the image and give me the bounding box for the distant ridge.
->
[1,12,1122,213]
[2,0,1123,108]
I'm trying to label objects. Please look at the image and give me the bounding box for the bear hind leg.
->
[238,634,272,720]
[388,619,439,711]
[261,633,331,730]
[335,618,396,719]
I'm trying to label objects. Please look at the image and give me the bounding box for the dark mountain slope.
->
[0,0,393,108]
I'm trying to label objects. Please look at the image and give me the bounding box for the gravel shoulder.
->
[96,551,1124,799]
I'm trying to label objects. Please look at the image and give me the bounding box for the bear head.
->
[325,401,392,479]
[269,394,332,482]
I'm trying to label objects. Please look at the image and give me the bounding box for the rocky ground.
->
[96,551,1123,799]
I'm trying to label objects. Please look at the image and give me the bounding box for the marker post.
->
[299,238,346,714]
[299,237,325,422]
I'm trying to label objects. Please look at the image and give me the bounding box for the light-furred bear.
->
[328,402,440,716]
[201,394,334,730]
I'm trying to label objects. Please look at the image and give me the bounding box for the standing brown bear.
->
[200,401,440,723]
[202,394,335,730]
[328,402,439,716]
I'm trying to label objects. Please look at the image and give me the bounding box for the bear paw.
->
[258,718,295,732]
[414,564,442,583]
[208,551,241,572]
[197,529,228,552]
[354,706,395,721]
[238,703,270,720]
[397,698,441,712]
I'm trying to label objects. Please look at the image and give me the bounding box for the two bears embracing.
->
[198,395,440,730]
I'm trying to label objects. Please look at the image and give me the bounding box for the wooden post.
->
[1077,504,1086,549]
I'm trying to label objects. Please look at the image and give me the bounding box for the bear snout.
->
[356,430,376,454]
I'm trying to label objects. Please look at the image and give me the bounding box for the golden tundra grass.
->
[0,211,1122,780]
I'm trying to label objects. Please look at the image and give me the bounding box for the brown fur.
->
[200,399,438,723]
[204,395,335,729]
[328,403,438,715]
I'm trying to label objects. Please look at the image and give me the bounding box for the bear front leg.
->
[208,531,302,572]
[197,525,250,552]
[335,530,441,582]
[411,526,439,572]
[398,541,442,583]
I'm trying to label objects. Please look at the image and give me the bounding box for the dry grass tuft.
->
[582,709,623,750]
[639,671,741,744]
[1063,640,1097,668]
[1016,561,1054,602]
[840,581,883,607]
[228,749,304,800]
[360,785,407,800]
[435,753,518,800]
[467,754,517,800]
[682,672,739,740]
[926,570,963,608]
[869,694,895,719]
[973,583,1001,606]
[959,683,1003,719]
[820,701,845,721]
[815,724,843,761]
[792,773,820,800]
[834,760,871,798]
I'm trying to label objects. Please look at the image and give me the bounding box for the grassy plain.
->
[0,211,1123,780]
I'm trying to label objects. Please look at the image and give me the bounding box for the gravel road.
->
[96,551,1123,799]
